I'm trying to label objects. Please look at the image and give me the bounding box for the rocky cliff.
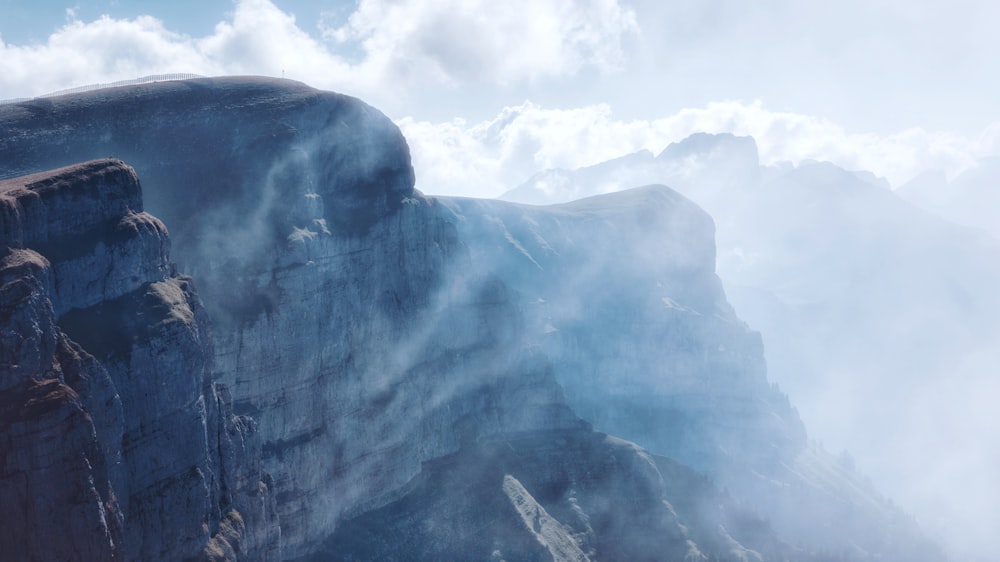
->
[0,160,277,560]
[441,187,944,560]
[1,77,589,557]
[0,77,943,560]
[504,132,1000,558]
[445,186,803,476]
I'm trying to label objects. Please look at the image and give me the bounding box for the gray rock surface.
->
[317,430,817,562]
[1,160,277,561]
[443,186,803,475]
[0,247,124,561]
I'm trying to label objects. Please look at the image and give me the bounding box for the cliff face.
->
[0,246,124,561]
[0,78,591,558]
[0,161,277,561]
[440,188,945,560]
[0,78,943,561]
[442,186,805,477]
[218,193,591,557]
[502,132,1000,558]
[317,431,815,562]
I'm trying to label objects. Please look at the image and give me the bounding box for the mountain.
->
[500,133,760,208]
[897,156,1000,240]
[441,187,942,559]
[1,78,942,560]
[504,132,1000,560]
[1,160,278,560]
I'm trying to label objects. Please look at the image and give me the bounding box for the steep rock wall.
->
[441,186,805,476]
[0,78,943,561]
[0,247,124,561]
[0,77,586,559]
[439,187,941,560]
[0,161,277,561]
[318,429,826,562]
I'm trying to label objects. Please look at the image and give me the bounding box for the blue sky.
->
[1,0,999,196]
[0,1,356,43]
[1,1,224,43]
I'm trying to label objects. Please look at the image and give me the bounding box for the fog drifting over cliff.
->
[2,1,998,560]
[498,135,1000,561]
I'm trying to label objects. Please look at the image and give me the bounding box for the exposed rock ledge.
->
[1,160,277,561]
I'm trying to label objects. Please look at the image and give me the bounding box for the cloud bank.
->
[3,0,996,198]
[0,0,636,108]
[323,0,638,85]
[401,100,1000,197]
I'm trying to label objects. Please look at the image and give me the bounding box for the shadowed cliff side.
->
[0,160,278,561]
[0,76,413,333]
[318,430,837,562]
[0,76,590,559]
[503,133,1000,559]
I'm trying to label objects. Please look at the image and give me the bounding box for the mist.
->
[3,0,999,559]
[497,133,1000,561]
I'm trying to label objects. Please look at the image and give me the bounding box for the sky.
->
[2,0,999,197]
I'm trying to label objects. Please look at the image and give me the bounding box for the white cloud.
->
[198,0,352,79]
[0,0,343,99]
[2,0,995,203]
[0,0,637,107]
[0,0,409,107]
[1,14,211,98]
[400,100,1000,198]
[324,0,638,86]
[400,102,657,197]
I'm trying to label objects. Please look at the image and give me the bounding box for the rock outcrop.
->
[316,431,818,562]
[1,160,277,561]
[0,246,124,561]
[445,185,805,475]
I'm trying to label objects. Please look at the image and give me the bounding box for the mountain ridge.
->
[0,78,945,561]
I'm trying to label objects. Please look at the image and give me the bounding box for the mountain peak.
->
[657,132,759,163]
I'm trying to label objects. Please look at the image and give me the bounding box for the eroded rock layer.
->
[1,161,277,561]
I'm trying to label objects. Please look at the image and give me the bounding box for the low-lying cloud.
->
[400,100,1000,197]
[4,0,996,200]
